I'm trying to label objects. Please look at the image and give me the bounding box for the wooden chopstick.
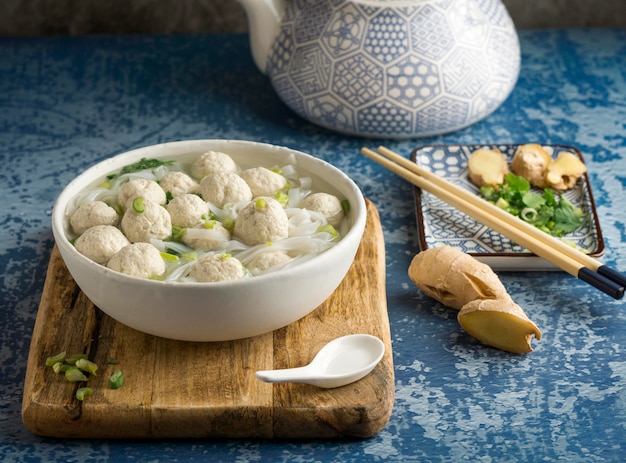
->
[361,146,625,300]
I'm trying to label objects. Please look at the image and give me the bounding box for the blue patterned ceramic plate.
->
[411,144,604,271]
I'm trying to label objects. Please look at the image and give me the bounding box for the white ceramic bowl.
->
[52,140,367,341]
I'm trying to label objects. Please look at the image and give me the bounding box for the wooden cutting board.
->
[22,200,393,439]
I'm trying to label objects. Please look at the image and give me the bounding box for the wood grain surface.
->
[22,200,394,439]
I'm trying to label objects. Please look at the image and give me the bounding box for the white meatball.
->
[159,171,198,198]
[198,171,252,208]
[70,201,119,236]
[240,167,288,198]
[118,178,166,210]
[166,194,209,228]
[182,220,231,252]
[300,192,345,226]
[248,250,292,275]
[190,150,238,179]
[189,253,245,282]
[107,243,166,279]
[121,198,172,243]
[74,225,130,265]
[234,197,289,246]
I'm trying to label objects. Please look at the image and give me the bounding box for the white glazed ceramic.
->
[236,0,520,138]
[51,140,367,342]
[255,334,385,388]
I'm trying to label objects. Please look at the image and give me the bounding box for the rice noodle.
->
[184,228,230,242]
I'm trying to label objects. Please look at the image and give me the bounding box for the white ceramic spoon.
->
[255,334,385,388]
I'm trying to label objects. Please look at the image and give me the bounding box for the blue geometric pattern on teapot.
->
[265,0,520,138]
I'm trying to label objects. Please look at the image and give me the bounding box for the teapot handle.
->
[236,0,286,73]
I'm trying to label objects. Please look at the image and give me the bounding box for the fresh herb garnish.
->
[107,157,175,180]
[480,172,583,237]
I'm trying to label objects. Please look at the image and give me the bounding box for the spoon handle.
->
[255,366,312,384]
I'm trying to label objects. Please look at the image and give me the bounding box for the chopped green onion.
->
[255,198,267,210]
[222,218,235,231]
[52,362,64,374]
[480,185,497,201]
[201,212,219,221]
[109,370,124,390]
[341,199,351,214]
[65,353,88,365]
[275,190,289,205]
[160,251,180,262]
[181,251,198,261]
[171,225,187,241]
[75,358,98,376]
[317,224,339,239]
[132,197,145,213]
[45,352,66,367]
[495,197,509,210]
[521,207,537,221]
[76,387,93,401]
[65,367,88,383]
[107,358,119,365]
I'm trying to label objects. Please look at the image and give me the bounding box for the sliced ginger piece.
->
[458,299,542,354]
[545,151,587,190]
[408,246,541,354]
[467,148,509,187]
[511,144,552,188]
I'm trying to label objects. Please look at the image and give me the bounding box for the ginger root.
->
[467,148,509,187]
[545,151,587,190]
[408,246,541,354]
[511,144,552,188]
[408,245,509,310]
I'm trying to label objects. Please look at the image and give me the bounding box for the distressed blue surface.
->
[1,30,625,462]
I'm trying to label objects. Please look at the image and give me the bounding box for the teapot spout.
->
[236,0,286,74]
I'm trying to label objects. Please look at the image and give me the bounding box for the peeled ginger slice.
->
[458,299,542,354]
[467,148,509,187]
[545,151,587,190]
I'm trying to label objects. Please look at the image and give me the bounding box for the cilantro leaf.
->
[107,158,175,180]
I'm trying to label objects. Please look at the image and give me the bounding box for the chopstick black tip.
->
[578,267,624,300]
[597,265,626,288]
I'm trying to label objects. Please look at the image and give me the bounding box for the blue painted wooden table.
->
[1,30,625,462]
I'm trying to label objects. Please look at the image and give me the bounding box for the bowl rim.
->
[52,139,367,288]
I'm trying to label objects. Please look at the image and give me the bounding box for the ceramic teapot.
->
[236,0,520,138]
